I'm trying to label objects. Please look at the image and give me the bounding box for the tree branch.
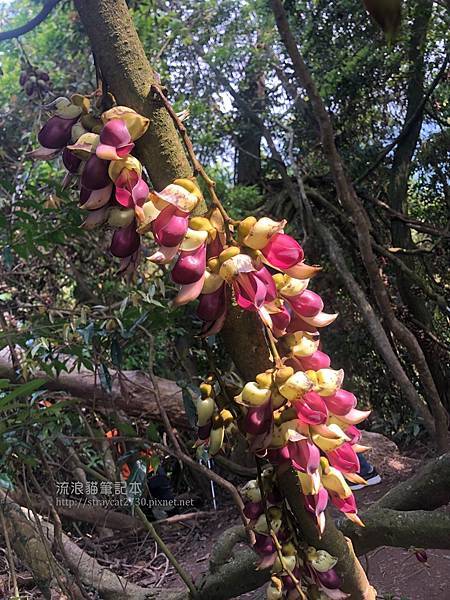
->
[0,0,61,42]
[342,508,450,556]
[355,52,449,184]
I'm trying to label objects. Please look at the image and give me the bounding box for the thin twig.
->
[256,459,306,600]
[134,505,199,598]
[151,84,237,243]
[0,510,20,599]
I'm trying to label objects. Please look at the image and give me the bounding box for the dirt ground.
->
[1,434,449,599]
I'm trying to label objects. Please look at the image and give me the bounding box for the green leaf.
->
[111,338,123,368]
[78,322,95,345]
[126,458,147,506]
[146,422,160,443]
[0,379,46,406]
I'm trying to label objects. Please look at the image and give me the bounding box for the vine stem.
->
[0,510,20,600]
[255,459,307,600]
[264,326,284,369]
[151,84,237,243]
[134,505,199,598]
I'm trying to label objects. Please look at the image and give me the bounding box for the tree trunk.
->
[73,0,192,191]
[235,69,265,186]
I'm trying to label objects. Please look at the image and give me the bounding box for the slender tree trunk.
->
[270,0,449,452]
[387,0,450,410]
[235,68,265,186]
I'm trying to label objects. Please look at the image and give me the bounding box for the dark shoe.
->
[349,468,381,491]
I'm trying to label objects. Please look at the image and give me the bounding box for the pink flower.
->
[323,389,357,416]
[96,119,134,160]
[286,289,324,319]
[288,438,321,474]
[326,442,360,474]
[330,491,357,515]
[261,232,304,270]
[115,168,149,220]
[152,204,189,248]
[297,350,331,371]
[242,402,273,436]
[270,303,292,337]
[295,391,329,425]
[304,486,329,531]
[230,263,277,325]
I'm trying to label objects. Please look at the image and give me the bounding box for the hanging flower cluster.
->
[31,95,370,600]
[240,472,346,600]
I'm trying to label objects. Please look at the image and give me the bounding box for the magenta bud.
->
[282,568,302,590]
[38,115,78,149]
[254,533,276,556]
[261,233,304,269]
[289,289,324,318]
[316,568,341,589]
[197,286,226,322]
[243,501,264,520]
[197,422,212,440]
[171,245,206,285]
[62,147,81,173]
[110,221,140,258]
[324,389,357,416]
[299,350,331,371]
[243,404,272,435]
[295,391,328,425]
[81,155,111,190]
[153,209,189,247]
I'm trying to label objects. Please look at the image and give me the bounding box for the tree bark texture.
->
[73,0,192,191]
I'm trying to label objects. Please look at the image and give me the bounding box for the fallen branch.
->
[0,491,185,600]
[0,347,188,427]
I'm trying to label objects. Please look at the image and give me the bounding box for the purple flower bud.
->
[81,155,111,190]
[254,533,276,556]
[316,568,341,589]
[197,285,225,322]
[197,422,212,440]
[110,221,140,258]
[282,567,302,590]
[38,115,78,149]
[243,501,264,520]
[62,148,81,173]
[171,244,206,285]
[243,403,272,435]
[415,550,428,563]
